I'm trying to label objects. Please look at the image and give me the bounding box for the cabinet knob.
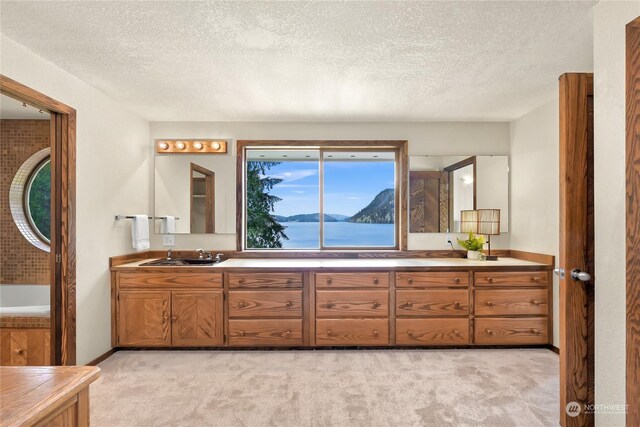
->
[286,279,292,285]
[373,329,379,336]
[239,331,245,337]
[13,348,23,354]
[454,277,460,283]
[532,276,541,282]
[286,301,293,307]
[171,316,177,322]
[326,302,334,309]
[285,330,292,337]
[407,278,413,284]
[327,329,333,336]
[326,278,333,285]
[239,279,245,284]
[486,301,493,306]
[407,330,413,337]
[530,328,541,335]
[487,277,494,283]
[373,278,379,284]
[486,329,494,335]
[163,315,169,321]
[530,299,542,305]
[453,329,459,335]
[453,301,460,307]
[372,301,381,308]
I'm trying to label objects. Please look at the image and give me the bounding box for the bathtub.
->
[0,284,50,316]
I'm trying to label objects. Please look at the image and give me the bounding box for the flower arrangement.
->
[457,232,486,252]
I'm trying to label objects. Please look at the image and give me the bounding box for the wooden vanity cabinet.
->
[114,272,223,347]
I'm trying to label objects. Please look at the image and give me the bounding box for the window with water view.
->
[244,147,397,250]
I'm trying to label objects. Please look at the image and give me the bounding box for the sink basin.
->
[139,258,223,266]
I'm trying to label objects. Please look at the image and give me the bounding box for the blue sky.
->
[255,160,395,217]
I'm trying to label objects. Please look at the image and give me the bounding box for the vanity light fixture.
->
[155,139,228,154]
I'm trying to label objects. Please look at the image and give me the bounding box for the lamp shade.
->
[460,210,478,233]
[477,209,501,235]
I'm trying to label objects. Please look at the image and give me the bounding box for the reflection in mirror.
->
[154,151,235,234]
[409,155,508,233]
[190,163,215,233]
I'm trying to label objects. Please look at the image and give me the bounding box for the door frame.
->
[558,72,594,427]
[626,16,640,427]
[0,75,76,365]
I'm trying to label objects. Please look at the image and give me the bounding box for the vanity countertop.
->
[112,256,551,271]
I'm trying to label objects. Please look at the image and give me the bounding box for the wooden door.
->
[409,171,446,232]
[117,290,171,346]
[558,73,594,427]
[171,290,223,346]
[626,16,640,427]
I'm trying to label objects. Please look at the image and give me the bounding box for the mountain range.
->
[273,189,394,224]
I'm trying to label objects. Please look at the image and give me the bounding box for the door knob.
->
[553,268,565,279]
[571,269,592,282]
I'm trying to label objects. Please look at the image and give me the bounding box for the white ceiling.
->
[0,93,50,119]
[0,1,594,122]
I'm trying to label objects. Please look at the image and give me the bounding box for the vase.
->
[467,250,481,260]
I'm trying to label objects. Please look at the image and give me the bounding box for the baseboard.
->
[86,348,117,366]
[547,344,560,355]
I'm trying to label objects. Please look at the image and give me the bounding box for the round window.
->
[25,159,51,243]
[10,148,51,252]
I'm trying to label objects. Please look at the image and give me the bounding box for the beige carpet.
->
[91,349,558,427]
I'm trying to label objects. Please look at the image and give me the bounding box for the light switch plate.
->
[163,235,175,247]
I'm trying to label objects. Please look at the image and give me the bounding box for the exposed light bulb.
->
[158,141,169,150]
[193,141,203,150]
[176,141,186,150]
[211,141,221,150]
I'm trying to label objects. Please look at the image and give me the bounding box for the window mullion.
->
[319,148,325,250]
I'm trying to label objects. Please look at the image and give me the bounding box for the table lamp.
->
[477,209,501,261]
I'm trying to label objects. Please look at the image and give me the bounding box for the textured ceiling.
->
[0,1,594,121]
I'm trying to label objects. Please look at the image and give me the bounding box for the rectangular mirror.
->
[409,155,509,233]
[154,152,235,234]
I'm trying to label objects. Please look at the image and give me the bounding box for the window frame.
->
[24,157,52,244]
[236,140,408,252]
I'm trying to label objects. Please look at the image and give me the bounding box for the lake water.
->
[278,222,395,248]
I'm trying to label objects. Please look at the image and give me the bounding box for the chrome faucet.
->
[196,248,212,259]
[167,249,173,260]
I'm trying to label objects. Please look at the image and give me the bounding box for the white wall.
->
[509,97,560,346]
[149,121,511,250]
[594,3,639,425]
[0,35,151,364]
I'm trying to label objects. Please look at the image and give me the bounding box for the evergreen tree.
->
[246,161,288,248]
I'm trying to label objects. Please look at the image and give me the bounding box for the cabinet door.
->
[117,290,171,346]
[171,290,223,346]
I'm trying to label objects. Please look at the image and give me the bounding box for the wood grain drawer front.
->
[396,290,469,316]
[396,318,469,345]
[228,319,303,346]
[396,272,469,288]
[315,272,389,288]
[474,271,548,287]
[0,329,51,366]
[474,318,548,345]
[119,272,222,288]
[475,289,548,316]
[316,290,389,318]
[229,291,303,318]
[228,273,303,289]
[316,319,389,346]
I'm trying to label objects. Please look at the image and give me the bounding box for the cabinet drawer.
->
[474,271,548,287]
[475,289,548,316]
[315,319,389,346]
[0,328,50,366]
[396,318,469,345]
[315,272,389,288]
[228,319,303,346]
[396,272,469,288]
[229,290,303,318]
[228,273,302,289]
[474,318,548,345]
[396,289,469,316]
[119,272,222,288]
[316,290,388,318]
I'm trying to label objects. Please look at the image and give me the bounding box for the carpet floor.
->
[91,349,558,427]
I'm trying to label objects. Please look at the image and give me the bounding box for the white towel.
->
[131,215,150,251]
[160,216,176,234]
